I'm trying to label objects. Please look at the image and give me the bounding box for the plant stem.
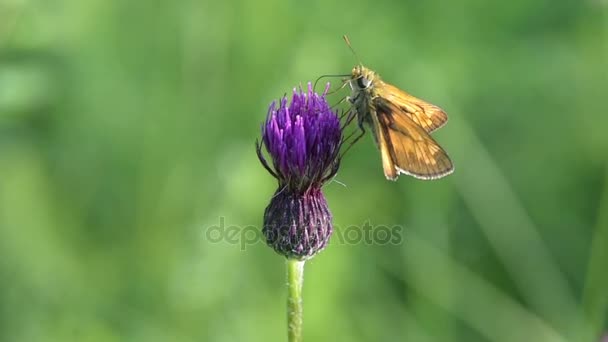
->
[287,259,305,342]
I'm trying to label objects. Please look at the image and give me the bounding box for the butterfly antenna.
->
[343,35,362,65]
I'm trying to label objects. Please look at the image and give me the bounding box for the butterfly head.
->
[351,65,377,90]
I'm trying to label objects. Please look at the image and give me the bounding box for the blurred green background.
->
[1,0,607,341]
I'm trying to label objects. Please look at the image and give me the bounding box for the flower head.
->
[256,82,342,260]
[257,83,342,193]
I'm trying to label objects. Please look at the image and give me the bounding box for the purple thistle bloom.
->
[256,82,342,260]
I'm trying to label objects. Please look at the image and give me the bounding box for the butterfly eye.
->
[357,77,370,89]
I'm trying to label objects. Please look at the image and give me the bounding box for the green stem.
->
[287,259,305,342]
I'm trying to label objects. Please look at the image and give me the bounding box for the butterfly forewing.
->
[373,97,454,180]
[381,83,448,133]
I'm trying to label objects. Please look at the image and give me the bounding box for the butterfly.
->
[343,36,454,181]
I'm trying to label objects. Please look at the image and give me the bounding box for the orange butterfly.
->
[343,36,454,181]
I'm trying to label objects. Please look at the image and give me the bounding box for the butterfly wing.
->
[381,83,448,133]
[372,97,454,180]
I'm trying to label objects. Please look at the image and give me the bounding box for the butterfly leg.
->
[332,97,348,112]
[341,105,359,129]
[340,119,366,158]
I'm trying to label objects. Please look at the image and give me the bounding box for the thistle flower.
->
[256,82,341,260]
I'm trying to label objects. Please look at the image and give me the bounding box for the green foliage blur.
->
[1,0,607,341]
